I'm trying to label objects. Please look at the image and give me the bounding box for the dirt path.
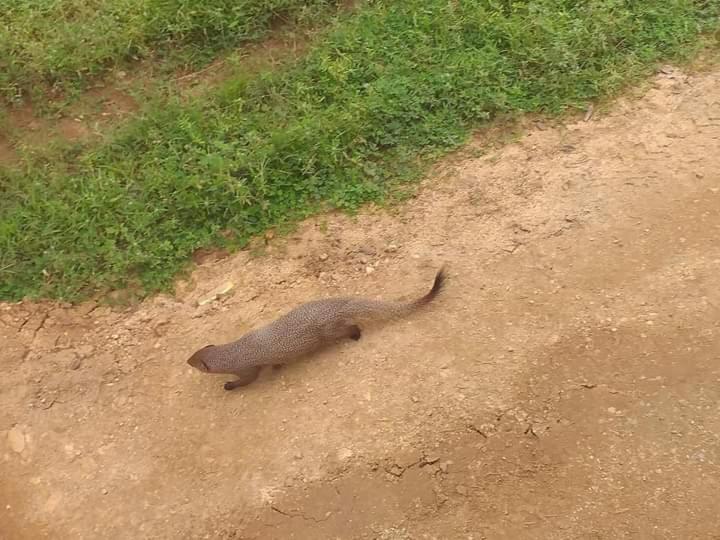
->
[2,65,720,540]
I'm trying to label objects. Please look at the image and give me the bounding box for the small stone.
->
[337,448,354,462]
[192,303,214,318]
[7,426,25,453]
[607,407,617,414]
[70,358,82,370]
[197,282,235,306]
[319,253,328,261]
[101,488,108,495]
[365,266,375,275]
[75,345,95,358]
[385,244,398,253]
[153,316,170,329]
[439,461,450,474]
[294,453,303,460]
[422,454,440,465]
[48,350,79,370]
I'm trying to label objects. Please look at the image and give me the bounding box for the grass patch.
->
[0,0,339,103]
[1,0,719,301]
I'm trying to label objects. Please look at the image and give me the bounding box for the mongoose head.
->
[187,345,215,373]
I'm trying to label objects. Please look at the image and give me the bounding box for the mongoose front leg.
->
[224,366,261,391]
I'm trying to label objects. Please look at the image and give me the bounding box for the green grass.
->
[0,0,339,103]
[1,0,719,301]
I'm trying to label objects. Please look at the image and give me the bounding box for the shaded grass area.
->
[0,0,339,102]
[1,0,719,301]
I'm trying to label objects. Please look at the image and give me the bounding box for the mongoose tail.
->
[341,265,446,323]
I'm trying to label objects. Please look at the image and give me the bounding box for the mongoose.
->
[187,267,446,390]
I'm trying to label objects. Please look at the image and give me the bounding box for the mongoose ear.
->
[202,344,215,349]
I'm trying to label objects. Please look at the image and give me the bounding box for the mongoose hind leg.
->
[224,366,261,391]
[347,324,362,341]
[320,321,362,342]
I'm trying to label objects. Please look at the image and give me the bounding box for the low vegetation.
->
[1,0,718,301]
[0,0,338,102]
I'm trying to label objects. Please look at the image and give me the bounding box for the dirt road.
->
[2,65,719,539]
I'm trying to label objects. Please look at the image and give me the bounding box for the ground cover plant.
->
[1,0,718,300]
[0,0,338,102]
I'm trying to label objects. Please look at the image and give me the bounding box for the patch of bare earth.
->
[2,65,720,539]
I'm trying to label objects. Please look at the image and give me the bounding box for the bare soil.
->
[2,65,720,540]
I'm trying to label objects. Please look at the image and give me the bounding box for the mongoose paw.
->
[224,366,261,390]
[348,325,362,341]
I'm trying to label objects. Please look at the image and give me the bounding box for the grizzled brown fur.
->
[187,267,445,390]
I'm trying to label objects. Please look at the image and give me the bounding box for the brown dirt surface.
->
[2,65,720,540]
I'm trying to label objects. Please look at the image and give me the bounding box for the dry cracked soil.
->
[1,65,720,540]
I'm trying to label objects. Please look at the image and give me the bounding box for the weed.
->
[1,0,718,300]
[0,0,339,102]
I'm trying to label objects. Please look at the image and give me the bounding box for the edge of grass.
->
[1,0,719,302]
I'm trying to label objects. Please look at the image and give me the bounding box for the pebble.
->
[49,350,79,370]
[7,426,25,453]
[365,266,375,274]
[75,345,95,358]
[197,282,235,306]
[319,253,328,261]
[385,244,398,253]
